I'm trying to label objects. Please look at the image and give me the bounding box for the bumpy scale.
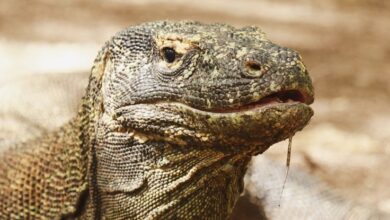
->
[0,21,314,219]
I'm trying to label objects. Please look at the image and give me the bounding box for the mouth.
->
[114,89,314,147]
[211,89,313,113]
[255,89,312,105]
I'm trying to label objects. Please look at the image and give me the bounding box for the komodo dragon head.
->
[80,21,314,219]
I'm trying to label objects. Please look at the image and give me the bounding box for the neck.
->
[0,119,88,219]
[90,132,251,219]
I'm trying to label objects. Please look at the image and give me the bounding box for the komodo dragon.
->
[0,21,383,219]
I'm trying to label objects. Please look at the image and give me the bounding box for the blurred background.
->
[0,0,389,215]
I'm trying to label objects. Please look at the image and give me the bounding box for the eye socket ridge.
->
[161,47,178,63]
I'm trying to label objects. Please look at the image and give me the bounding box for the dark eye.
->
[162,47,176,63]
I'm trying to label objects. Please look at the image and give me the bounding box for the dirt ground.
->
[1,0,389,214]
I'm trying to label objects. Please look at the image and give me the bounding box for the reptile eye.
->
[162,47,177,63]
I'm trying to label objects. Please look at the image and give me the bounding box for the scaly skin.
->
[0,21,313,219]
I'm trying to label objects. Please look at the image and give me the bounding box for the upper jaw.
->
[180,70,314,114]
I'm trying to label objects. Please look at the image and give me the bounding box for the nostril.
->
[244,61,268,77]
[246,61,261,71]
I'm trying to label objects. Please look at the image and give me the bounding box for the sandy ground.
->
[1,0,389,214]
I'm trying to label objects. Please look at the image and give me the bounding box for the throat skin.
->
[86,112,255,219]
[96,142,251,219]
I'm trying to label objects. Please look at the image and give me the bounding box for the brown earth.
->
[1,0,389,214]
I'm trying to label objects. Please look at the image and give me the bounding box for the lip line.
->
[116,101,310,117]
[200,89,313,114]
[204,101,301,114]
[115,89,313,116]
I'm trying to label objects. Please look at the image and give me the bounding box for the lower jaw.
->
[192,103,313,141]
[115,102,313,153]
